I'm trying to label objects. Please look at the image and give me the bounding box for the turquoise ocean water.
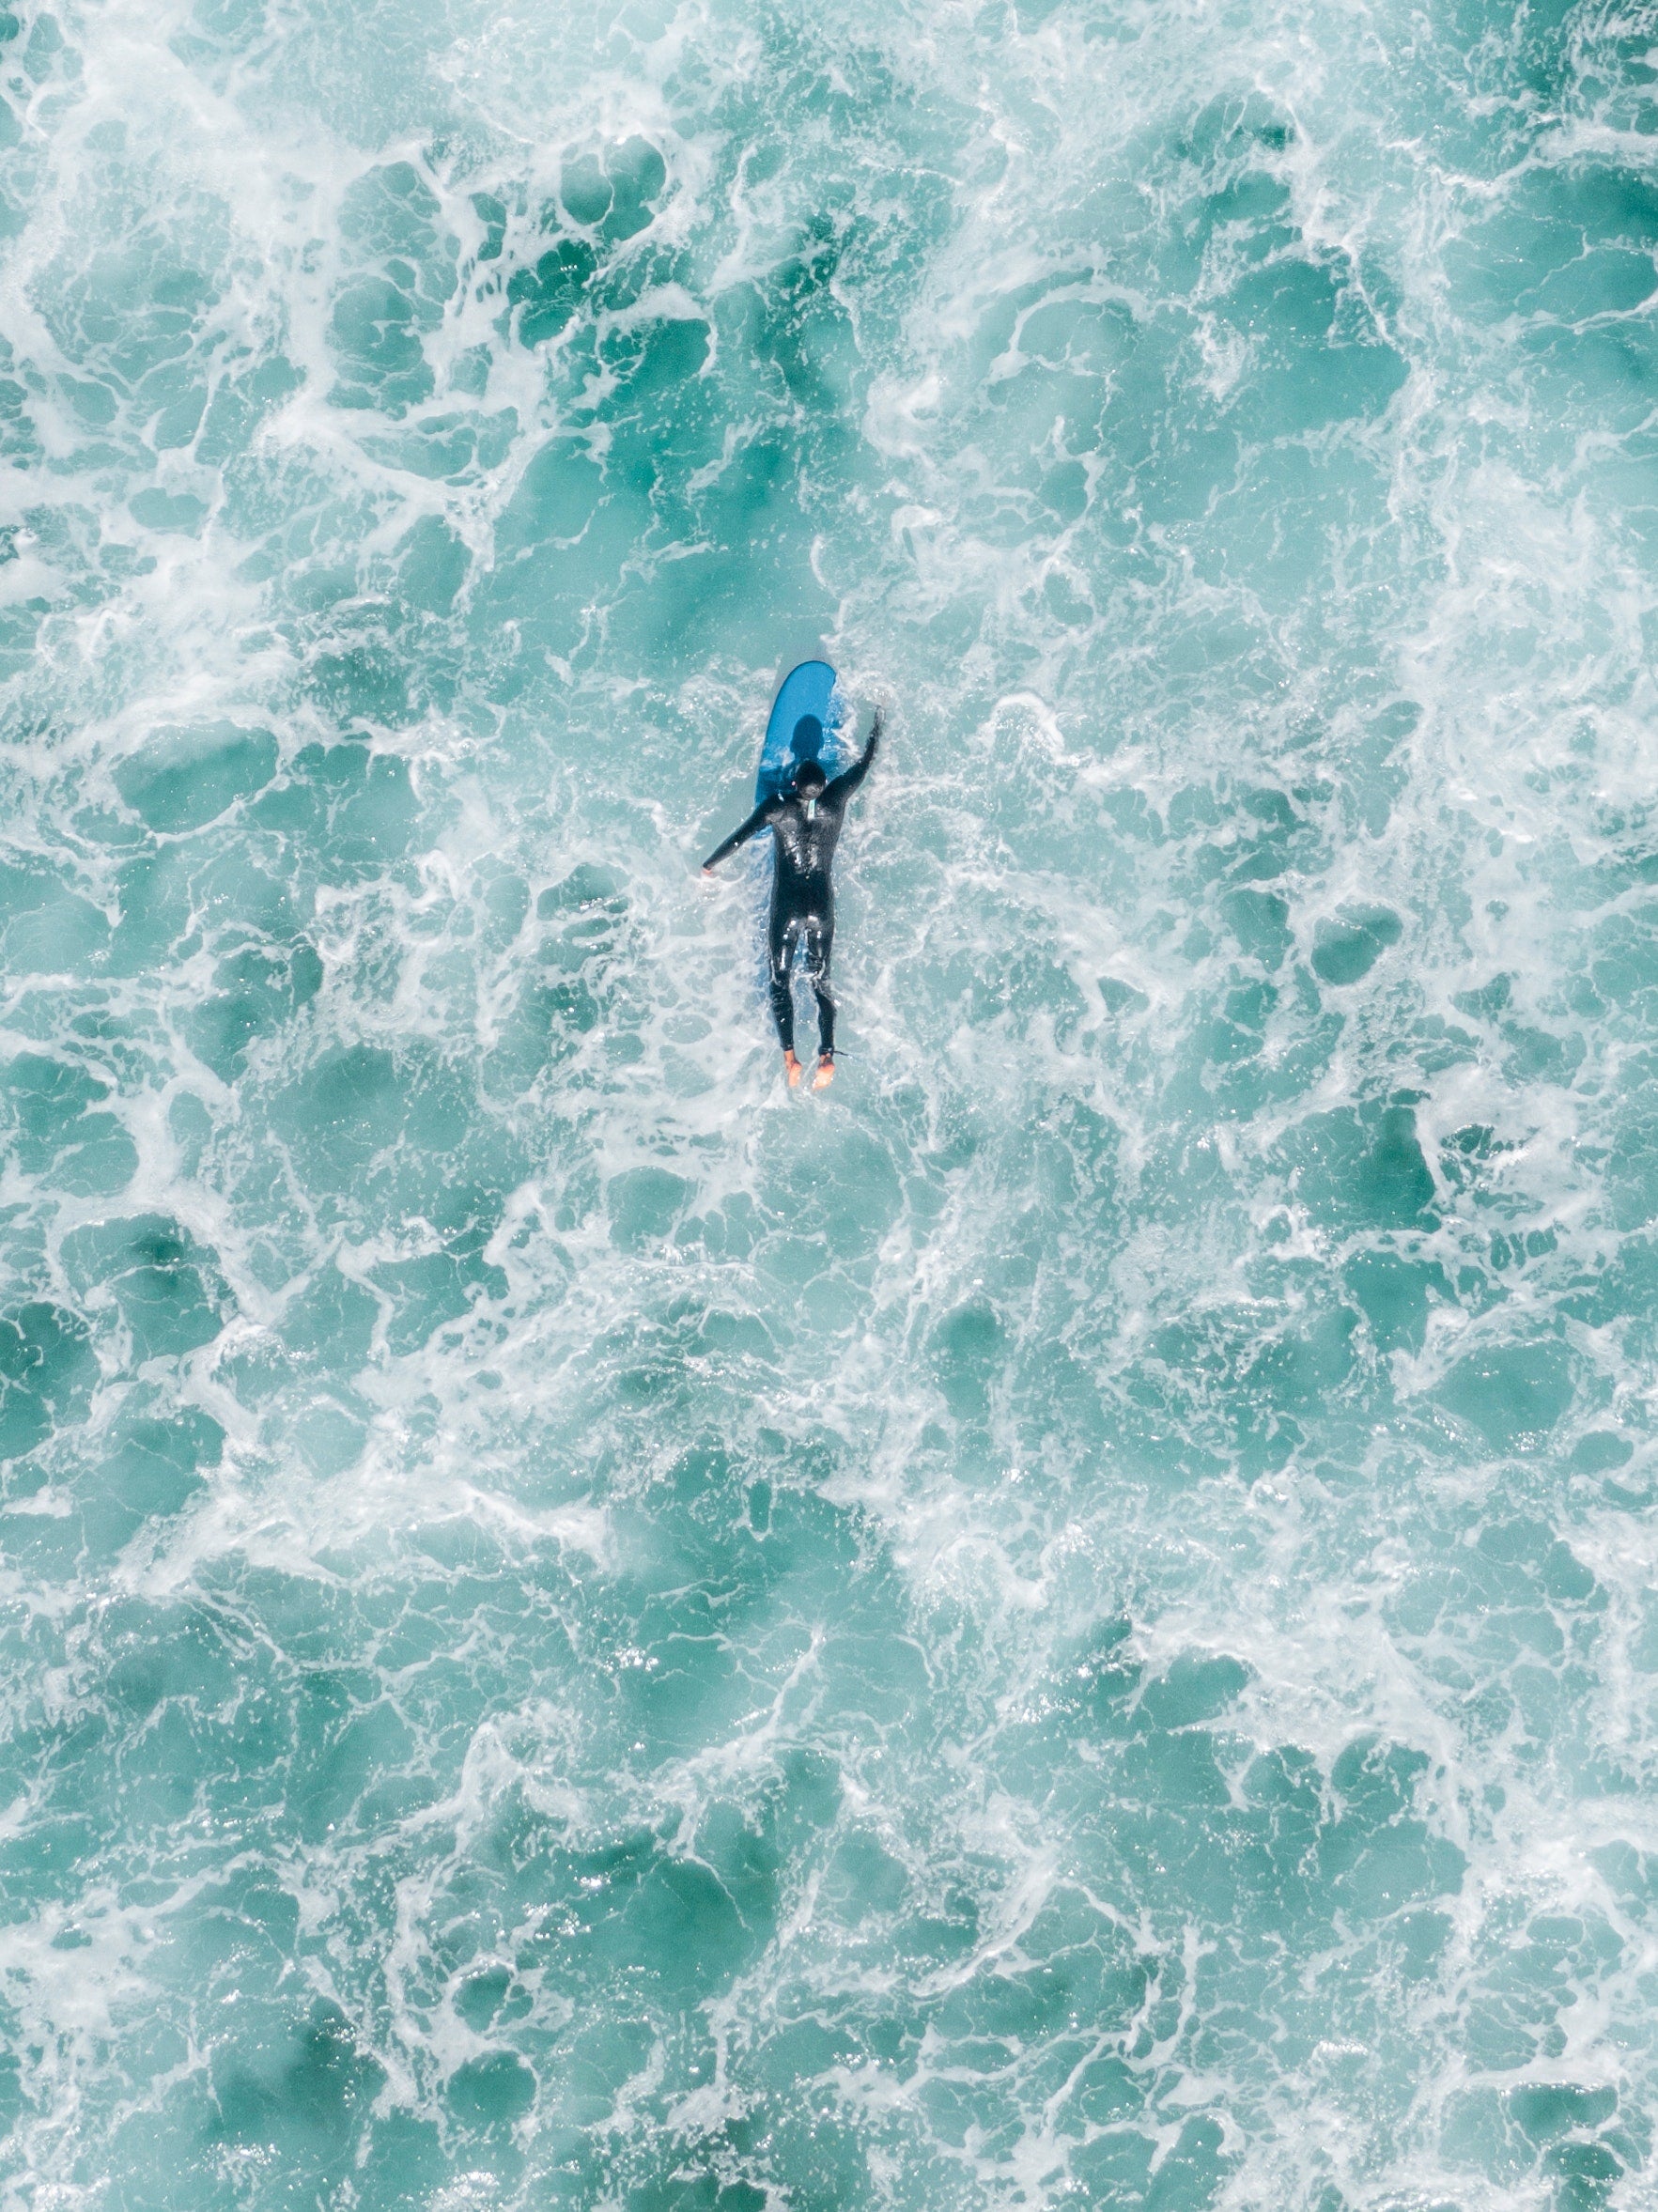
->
[4,0,1658,2204]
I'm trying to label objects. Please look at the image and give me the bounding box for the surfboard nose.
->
[757,661,844,804]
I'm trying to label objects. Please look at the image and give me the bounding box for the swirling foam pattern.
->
[3,0,1657,2204]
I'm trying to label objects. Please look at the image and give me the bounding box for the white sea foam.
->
[2,0,1657,2204]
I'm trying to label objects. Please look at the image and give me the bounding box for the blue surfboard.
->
[755,660,852,805]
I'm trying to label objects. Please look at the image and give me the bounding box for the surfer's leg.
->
[807,917,836,1087]
[768,911,802,1083]
[767,967,795,1053]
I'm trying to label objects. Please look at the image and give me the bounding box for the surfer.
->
[702,711,882,1090]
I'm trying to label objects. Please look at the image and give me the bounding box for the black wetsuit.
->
[703,729,879,1057]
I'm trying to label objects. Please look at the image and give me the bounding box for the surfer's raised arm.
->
[702,797,776,874]
[825,709,881,800]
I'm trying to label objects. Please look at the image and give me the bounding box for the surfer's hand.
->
[702,865,714,877]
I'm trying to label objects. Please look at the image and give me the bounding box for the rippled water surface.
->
[5,1,1658,2205]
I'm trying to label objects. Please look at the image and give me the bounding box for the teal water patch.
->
[2,0,1657,2207]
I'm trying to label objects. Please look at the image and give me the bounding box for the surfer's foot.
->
[784,1051,803,1088]
[813,1054,836,1091]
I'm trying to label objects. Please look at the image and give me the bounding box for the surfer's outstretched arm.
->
[825,712,881,802]
[702,799,774,873]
